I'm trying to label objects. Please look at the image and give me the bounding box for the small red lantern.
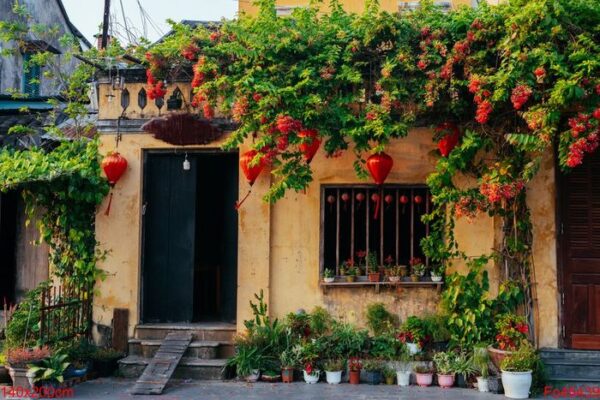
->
[414,195,423,204]
[366,152,394,219]
[356,193,365,202]
[298,129,321,163]
[399,194,409,214]
[236,150,266,210]
[436,122,461,157]
[327,194,336,212]
[101,152,128,216]
[341,193,350,202]
[371,193,380,202]
[384,194,393,204]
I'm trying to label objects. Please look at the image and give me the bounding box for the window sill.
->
[320,278,443,293]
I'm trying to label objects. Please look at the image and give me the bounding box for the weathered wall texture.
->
[94,81,560,347]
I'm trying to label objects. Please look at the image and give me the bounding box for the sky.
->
[61,0,238,46]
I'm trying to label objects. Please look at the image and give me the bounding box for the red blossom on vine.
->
[203,103,214,119]
[181,44,199,61]
[534,67,546,79]
[475,100,492,124]
[417,60,428,70]
[252,92,262,102]
[276,115,302,134]
[232,97,249,122]
[510,84,533,110]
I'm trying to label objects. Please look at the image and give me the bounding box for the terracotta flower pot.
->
[349,369,361,384]
[282,367,294,383]
[346,275,356,283]
[437,373,455,388]
[488,345,515,370]
[368,272,381,282]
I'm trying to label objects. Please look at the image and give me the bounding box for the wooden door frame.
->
[138,148,238,324]
[555,152,567,348]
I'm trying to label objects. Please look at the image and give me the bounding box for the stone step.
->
[541,349,600,382]
[128,338,235,359]
[119,356,228,381]
[135,323,236,342]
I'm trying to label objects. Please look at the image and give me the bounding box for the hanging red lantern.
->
[436,122,461,157]
[371,193,380,202]
[366,152,394,219]
[384,194,393,204]
[327,195,336,204]
[298,129,321,163]
[414,195,423,204]
[101,152,128,216]
[341,192,350,202]
[399,194,409,214]
[236,150,266,210]
[356,192,365,202]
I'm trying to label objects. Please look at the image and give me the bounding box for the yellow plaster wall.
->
[239,0,474,15]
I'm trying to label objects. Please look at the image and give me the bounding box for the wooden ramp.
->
[131,332,193,395]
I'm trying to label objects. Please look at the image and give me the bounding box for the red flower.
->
[592,108,600,120]
[510,85,533,110]
[366,112,377,121]
[475,100,493,124]
[252,93,262,102]
[209,31,220,42]
[516,323,529,334]
[276,115,302,134]
[534,67,546,78]
[417,60,428,70]
[203,103,214,119]
[356,250,367,259]
[305,363,313,375]
[181,44,199,61]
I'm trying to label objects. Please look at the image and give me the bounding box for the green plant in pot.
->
[489,314,529,370]
[500,342,539,399]
[423,314,451,351]
[395,344,412,387]
[433,351,456,388]
[227,340,266,382]
[430,265,444,282]
[91,348,123,378]
[414,365,434,387]
[366,252,380,282]
[382,366,396,385]
[473,345,491,392]
[409,257,426,282]
[280,348,297,383]
[453,352,476,388]
[362,359,383,385]
[345,266,358,282]
[323,268,335,283]
[27,353,70,390]
[323,359,344,384]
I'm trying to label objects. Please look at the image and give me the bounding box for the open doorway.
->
[141,151,238,324]
[0,191,18,305]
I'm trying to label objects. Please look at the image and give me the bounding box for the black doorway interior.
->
[141,151,238,324]
[0,191,18,305]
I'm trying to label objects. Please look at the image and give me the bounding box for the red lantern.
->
[236,150,266,210]
[399,195,409,204]
[366,152,393,219]
[436,122,461,157]
[298,129,321,163]
[341,193,350,202]
[384,194,393,204]
[414,195,423,204]
[371,193,380,202]
[101,152,128,216]
[356,193,365,202]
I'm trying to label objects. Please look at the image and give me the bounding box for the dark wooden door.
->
[561,150,600,349]
[0,192,17,304]
[142,153,197,323]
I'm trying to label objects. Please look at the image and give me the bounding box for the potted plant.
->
[362,359,383,385]
[345,266,358,282]
[500,342,538,399]
[348,357,362,384]
[91,348,123,378]
[454,351,475,388]
[323,359,344,384]
[414,365,434,387]
[433,351,456,388]
[382,366,395,385]
[398,316,428,355]
[280,349,297,383]
[398,264,408,278]
[473,345,491,392]
[409,257,426,281]
[395,345,412,387]
[366,252,381,282]
[261,370,281,382]
[388,266,401,283]
[303,362,320,384]
[27,353,70,392]
[226,341,264,382]
[323,268,335,283]
[6,347,51,390]
[430,265,444,282]
[489,314,529,369]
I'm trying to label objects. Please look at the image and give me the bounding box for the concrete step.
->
[119,356,228,381]
[135,323,236,342]
[128,339,235,359]
[541,349,600,382]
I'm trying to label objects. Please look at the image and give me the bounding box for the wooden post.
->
[112,308,129,353]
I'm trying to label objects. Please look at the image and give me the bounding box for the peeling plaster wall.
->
[94,81,560,347]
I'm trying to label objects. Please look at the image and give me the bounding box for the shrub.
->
[433,351,456,375]
[500,342,539,372]
[6,346,51,368]
[323,359,344,372]
[366,303,396,336]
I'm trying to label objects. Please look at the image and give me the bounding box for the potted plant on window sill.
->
[388,266,401,283]
[414,365,434,387]
[363,359,383,385]
[430,265,444,282]
[323,359,344,384]
[410,258,426,282]
[366,252,381,282]
[433,351,456,388]
[500,342,538,399]
[323,268,335,284]
[345,266,358,282]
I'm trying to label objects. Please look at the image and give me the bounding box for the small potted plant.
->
[366,252,381,282]
[414,365,434,387]
[27,353,70,393]
[345,266,358,282]
[91,348,123,377]
[454,351,475,388]
[348,357,362,384]
[323,359,344,384]
[261,370,281,382]
[433,351,456,388]
[395,345,412,387]
[6,347,51,390]
[323,268,335,283]
[501,342,538,399]
[489,314,529,369]
[473,345,491,392]
[226,341,264,382]
[363,359,383,385]
[430,265,444,282]
[382,366,395,385]
[398,264,408,278]
[303,362,320,384]
[410,257,426,282]
[387,266,401,283]
[280,349,297,383]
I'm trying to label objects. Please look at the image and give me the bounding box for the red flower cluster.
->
[566,134,599,168]
[397,331,415,344]
[454,196,486,220]
[475,100,493,124]
[181,43,199,61]
[533,66,546,81]
[232,97,249,122]
[495,314,529,351]
[276,115,302,134]
[145,70,167,100]
[510,84,533,110]
[409,257,423,267]
[480,180,525,204]
[203,103,214,119]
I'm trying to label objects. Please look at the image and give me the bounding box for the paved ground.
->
[2,378,518,400]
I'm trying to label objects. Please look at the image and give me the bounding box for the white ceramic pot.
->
[431,274,443,282]
[396,371,411,386]
[389,276,401,282]
[406,342,419,355]
[323,277,335,283]
[303,369,320,384]
[501,370,532,399]
[477,376,490,392]
[325,370,342,384]
[246,369,260,382]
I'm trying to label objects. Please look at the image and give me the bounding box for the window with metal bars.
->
[22,53,41,97]
[320,185,432,276]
